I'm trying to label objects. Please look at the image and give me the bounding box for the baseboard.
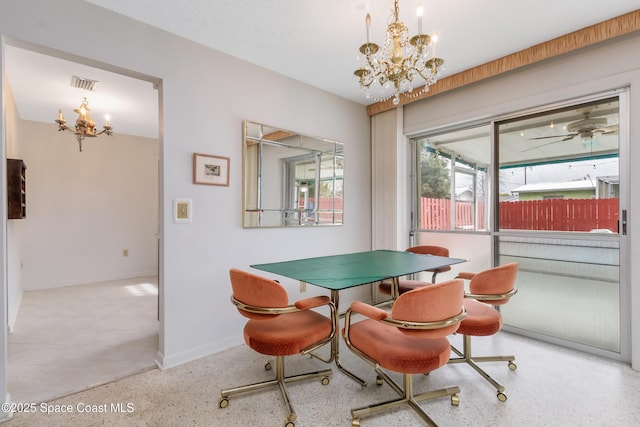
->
[22,271,158,291]
[0,393,13,423]
[7,288,23,333]
[155,336,242,370]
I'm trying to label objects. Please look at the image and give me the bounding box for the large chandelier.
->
[354,0,443,105]
[55,97,113,152]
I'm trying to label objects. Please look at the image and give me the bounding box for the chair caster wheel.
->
[497,392,507,402]
[321,376,330,385]
[508,361,517,371]
[265,362,272,371]
[352,418,360,426]
[451,393,460,406]
[218,398,229,408]
[375,375,383,386]
[285,412,297,426]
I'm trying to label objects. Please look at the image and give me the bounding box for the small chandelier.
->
[55,97,113,152]
[354,0,444,105]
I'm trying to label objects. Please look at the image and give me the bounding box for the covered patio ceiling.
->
[417,97,619,168]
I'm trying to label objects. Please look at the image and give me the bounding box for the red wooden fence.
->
[307,197,344,223]
[499,198,618,232]
[421,197,618,232]
[420,198,484,230]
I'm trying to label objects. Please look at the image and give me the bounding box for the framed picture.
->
[193,153,230,186]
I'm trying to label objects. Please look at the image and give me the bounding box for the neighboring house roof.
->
[455,187,474,202]
[511,180,595,194]
[455,186,473,196]
[597,175,619,184]
[500,194,519,202]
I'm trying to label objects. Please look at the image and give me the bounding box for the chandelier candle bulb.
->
[432,33,438,57]
[366,13,371,43]
[417,6,423,34]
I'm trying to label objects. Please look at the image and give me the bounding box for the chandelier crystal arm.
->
[353,0,444,105]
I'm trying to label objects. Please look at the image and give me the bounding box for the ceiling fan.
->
[525,111,618,151]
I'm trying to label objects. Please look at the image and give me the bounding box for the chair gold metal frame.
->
[344,280,466,426]
[448,263,519,402]
[219,269,336,427]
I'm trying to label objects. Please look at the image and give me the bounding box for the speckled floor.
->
[4,326,640,426]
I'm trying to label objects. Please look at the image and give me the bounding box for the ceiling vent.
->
[70,75,98,91]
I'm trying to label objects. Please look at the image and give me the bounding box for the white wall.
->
[17,119,159,289]
[4,76,23,333]
[414,232,492,280]
[397,33,640,370]
[0,45,10,421]
[404,38,640,135]
[0,1,372,403]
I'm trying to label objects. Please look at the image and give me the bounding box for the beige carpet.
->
[7,276,159,404]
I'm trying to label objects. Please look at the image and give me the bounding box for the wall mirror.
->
[243,120,344,228]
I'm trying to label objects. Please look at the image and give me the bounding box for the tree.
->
[420,150,451,198]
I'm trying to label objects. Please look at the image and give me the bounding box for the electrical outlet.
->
[299,281,307,292]
[123,249,129,257]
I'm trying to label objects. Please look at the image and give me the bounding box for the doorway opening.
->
[3,42,163,402]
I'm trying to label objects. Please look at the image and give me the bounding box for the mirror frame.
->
[242,120,344,228]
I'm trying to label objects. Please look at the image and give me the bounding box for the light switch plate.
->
[173,198,192,223]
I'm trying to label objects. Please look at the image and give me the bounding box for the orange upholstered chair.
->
[448,262,519,401]
[219,269,335,427]
[343,279,466,426]
[378,245,452,297]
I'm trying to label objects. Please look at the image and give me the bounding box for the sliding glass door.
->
[412,90,629,359]
[495,93,627,357]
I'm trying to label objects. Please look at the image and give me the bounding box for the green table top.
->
[251,249,466,291]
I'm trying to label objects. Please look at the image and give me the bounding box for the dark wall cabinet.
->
[7,159,26,219]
